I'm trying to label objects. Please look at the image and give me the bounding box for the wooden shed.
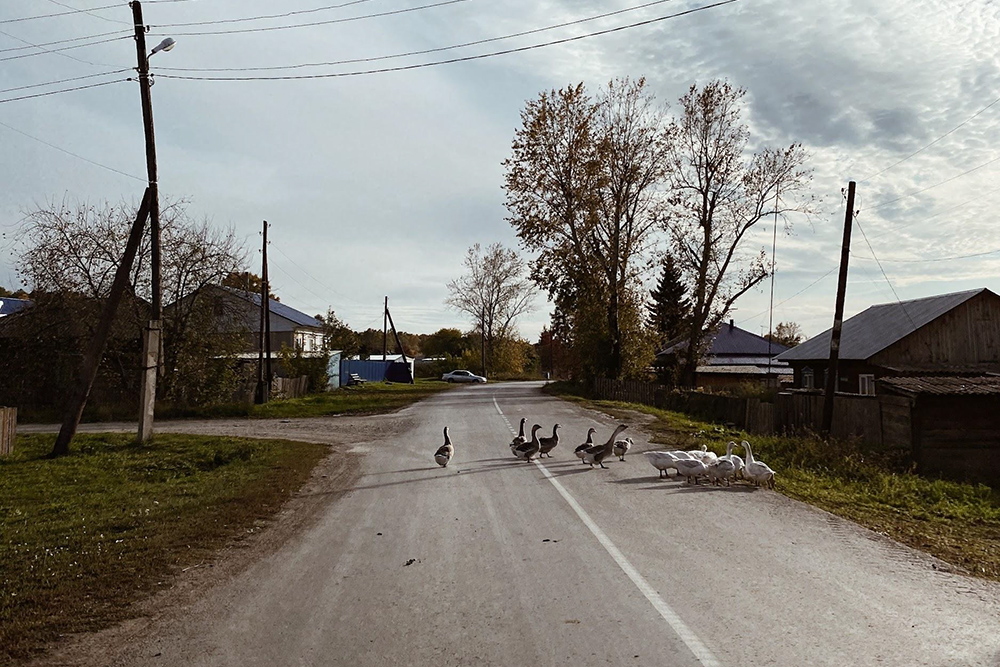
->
[879,376,1000,485]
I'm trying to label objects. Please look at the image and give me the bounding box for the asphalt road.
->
[50,382,1000,665]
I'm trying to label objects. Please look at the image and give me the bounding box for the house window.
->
[859,374,875,396]
[802,367,814,389]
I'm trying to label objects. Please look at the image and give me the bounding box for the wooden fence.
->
[593,379,883,446]
[272,375,309,400]
[0,407,16,456]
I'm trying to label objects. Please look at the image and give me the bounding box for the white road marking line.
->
[492,394,722,667]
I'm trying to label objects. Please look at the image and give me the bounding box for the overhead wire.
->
[157,0,739,81]
[271,244,374,307]
[45,0,132,26]
[0,28,128,53]
[866,151,1000,212]
[862,92,1000,183]
[152,0,471,36]
[158,0,682,73]
[151,0,381,28]
[0,32,128,63]
[0,68,131,94]
[0,78,128,104]
[853,208,919,331]
[0,117,145,181]
[0,3,121,24]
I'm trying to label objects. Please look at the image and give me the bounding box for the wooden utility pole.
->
[53,190,152,456]
[822,181,856,435]
[256,221,271,403]
[480,304,486,379]
[382,296,388,360]
[133,0,162,442]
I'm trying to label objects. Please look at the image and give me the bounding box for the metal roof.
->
[696,365,792,376]
[222,287,324,329]
[777,288,990,362]
[660,321,789,358]
[879,375,1000,396]
[0,298,31,317]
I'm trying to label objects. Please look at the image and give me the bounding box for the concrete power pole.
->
[133,0,162,443]
[822,181,857,435]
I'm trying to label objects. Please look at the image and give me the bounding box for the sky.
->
[2,0,1000,343]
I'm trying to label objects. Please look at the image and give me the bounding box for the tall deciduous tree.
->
[766,321,804,348]
[663,81,812,385]
[445,242,535,378]
[504,77,669,379]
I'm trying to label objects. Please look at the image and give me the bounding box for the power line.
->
[0,68,130,94]
[0,32,128,63]
[152,0,471,36]
[868,182,1000,240]
[854,247,1000,264]
[159,0,682,73]
[0,3,121,24]
[737,266,837,326]
[862,92,1000,183]
[867,152,1000,211]
[270,243,370,307]
[853,216,918,331]
[0,78,128,104]
[0,28,128,53]
[45,0,132,26]
[157,1,739,81]
[0,117,145,181]
[152,0,380,28]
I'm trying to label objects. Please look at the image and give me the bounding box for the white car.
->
[442,370,486,383]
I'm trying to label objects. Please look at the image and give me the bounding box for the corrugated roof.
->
[222,287,324,329]
[659,322,789,358]
[777,288,989,362]
[696,365,792,376]
[879,375,1000,396]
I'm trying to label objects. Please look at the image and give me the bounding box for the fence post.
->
[0,407,16,457]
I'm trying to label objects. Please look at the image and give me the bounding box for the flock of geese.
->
[434,419,777,488]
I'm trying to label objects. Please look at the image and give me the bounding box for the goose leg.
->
[599,463,608,469]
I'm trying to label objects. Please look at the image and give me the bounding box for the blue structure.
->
[339,359,414,386]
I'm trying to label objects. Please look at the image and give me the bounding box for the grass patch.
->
[544,381,1000,581]
[157,379,453,420]
[0,432,329,663]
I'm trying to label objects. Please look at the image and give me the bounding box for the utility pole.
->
[382,296,388,361]
[822,181,856,435]
[52,190,152,456]
[480,304,486,379]
[133,0,161,442]
[256,221,271,403]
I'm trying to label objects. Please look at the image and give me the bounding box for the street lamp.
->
[131,0,175,442]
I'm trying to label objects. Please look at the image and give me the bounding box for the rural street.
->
[35,382,1000,666]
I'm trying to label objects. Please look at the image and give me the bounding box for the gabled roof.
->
[659,321,789,359]
[219,287,324,329]
[777,288,990,362]
[879,375,1000,396]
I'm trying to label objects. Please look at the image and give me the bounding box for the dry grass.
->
[544,381,1000,581]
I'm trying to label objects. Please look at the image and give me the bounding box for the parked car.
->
[442,370,486,383]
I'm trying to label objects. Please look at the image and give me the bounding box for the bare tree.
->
[504,77,669,379]
[16,197,250,404]
[663,80,813,385]
[446,243,535,378]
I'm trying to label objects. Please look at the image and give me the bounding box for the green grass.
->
[544,381,1000,581]
[0,433,331,663]
[156,379,454,420]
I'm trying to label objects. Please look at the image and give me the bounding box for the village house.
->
[777,288,1000,395]
[656,320,791,390]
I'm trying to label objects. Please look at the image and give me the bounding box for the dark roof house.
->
[658,320,791,388]
[777,288,1000,394]
[0,297,32,317]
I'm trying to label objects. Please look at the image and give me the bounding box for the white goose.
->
[706,441,737,486]
[686,443,718,464]
[509,418,527,450]
[434,427,454,467]
[612,437,633,461]
[582,424,627,469]
[645,451,683,478]
[514,425,542,461]
[575,428,597,463]
[740,440,776,488]
[673,457,708,484]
